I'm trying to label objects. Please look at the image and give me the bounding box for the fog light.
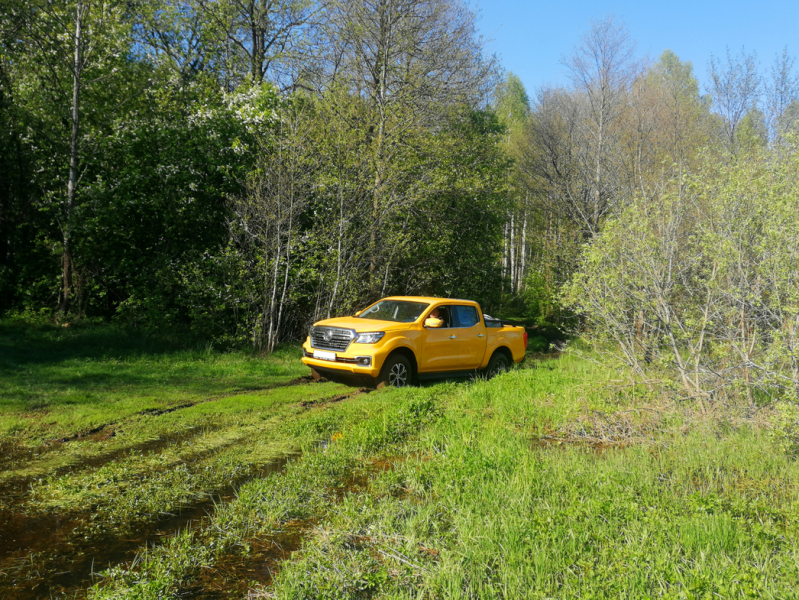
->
[356,356,372,366]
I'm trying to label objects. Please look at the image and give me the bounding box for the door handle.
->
[477,334,485,338]
[449,335,457,339]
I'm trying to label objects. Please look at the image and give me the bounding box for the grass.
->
[0,317,307,441]
[2,319,799,599]
[266,366,799,600]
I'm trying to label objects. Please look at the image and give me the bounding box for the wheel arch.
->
[490,346,513,363]
[385,346,418,377]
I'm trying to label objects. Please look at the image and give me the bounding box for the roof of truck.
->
[381,296,477,304]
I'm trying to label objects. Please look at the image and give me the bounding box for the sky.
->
[473,0,799,97]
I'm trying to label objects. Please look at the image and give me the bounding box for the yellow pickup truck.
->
[301,296,527,387]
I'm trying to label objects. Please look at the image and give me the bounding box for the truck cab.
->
[301,296,527,387]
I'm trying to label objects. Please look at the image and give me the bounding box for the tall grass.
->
[272,362,799,599]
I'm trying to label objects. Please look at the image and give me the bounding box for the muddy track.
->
[0,424,223,502]
[40,375,322,446]
[0,382,378,598]
[0,377,335,496]
[184,521,314,599]
[1,382,370,512]
[1,425,296,556]
[176,461,387,599]
[0,454,299,600]
[0,450,380,599]
[300,387,373,408]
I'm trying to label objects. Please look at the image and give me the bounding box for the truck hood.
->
[312,316,413,332]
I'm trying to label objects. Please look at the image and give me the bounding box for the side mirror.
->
[355,310,363,317]
[424,317,443,328]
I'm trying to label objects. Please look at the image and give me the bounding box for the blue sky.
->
[473,0,799,97]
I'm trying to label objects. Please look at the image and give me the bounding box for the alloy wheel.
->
[389,362,408,386]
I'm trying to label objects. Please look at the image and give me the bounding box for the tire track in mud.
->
[179,457,399,599]
[300,387,373,408]
[1,423,293,556]
[0,384,375,599]
[0,377,331,498]
[0,454,299,600]
[0,424,223,502]
[43,375,320,445]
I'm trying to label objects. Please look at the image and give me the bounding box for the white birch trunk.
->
[510,212,515,291]
[519,213,527,293]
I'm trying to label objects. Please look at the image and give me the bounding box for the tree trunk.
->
[502,220,508,281]
[510,212,515,291]
[519,212,527,293]
[60,1,83,315]
[328,189,345,319]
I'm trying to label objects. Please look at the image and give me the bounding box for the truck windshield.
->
[357,300,429,323]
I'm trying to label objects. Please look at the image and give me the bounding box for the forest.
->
[1,1,798,404]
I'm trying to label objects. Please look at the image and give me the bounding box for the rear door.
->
[452,305,486,369]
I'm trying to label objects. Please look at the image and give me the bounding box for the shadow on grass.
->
[0,318,209,368]
[0,318,307,422]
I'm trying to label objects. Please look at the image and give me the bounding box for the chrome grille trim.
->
[310,327,355,351]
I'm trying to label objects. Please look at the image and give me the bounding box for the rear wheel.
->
[486,351,511,379]
[377,354,412,388]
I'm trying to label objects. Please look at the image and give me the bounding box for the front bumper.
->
[301,339,383,378]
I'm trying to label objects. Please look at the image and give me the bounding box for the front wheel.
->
[486,351,511,379]
[377,354,412,388]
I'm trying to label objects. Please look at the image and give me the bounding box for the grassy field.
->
[1,319,798,599]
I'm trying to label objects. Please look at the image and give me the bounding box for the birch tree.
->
[14,0,130,314]
[707,47,760,154]
[322,0,498,294]
[229,101,317,351]
[562,15,641,238]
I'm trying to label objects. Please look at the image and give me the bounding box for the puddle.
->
[0,437,66,476]
[180,457,402,597]
[0,454,297,600]
[185,521,312,599]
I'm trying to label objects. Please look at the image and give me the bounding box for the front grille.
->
[311,327,354,351]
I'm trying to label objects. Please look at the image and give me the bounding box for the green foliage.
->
[565,147,799,403]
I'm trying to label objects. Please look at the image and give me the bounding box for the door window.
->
[425,306,452,328]
[453,305,480,328]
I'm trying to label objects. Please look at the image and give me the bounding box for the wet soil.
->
[179,457,401,598]
[0,424,222,503]
[0,379,389,598]
[300,387,372,408]
[0,377,340,499]
[0,454,297,600]
[2,376,324,460]
[185,522,311,599]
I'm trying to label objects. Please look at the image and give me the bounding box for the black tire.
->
[486,351,511,379]
[377,354,413,388]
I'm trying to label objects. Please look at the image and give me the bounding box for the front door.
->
[419,306,460,372]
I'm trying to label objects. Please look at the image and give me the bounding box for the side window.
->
[426,306,452,328]
[454,305,480,328]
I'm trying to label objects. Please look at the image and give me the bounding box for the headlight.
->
[354,331,385,344]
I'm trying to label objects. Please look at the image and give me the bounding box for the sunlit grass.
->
[3,319,798,599]
[0,318,307,441]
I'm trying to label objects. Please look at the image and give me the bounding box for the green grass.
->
[2,319,799,599]
[0,317,307,441]
[266,365,799,600]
